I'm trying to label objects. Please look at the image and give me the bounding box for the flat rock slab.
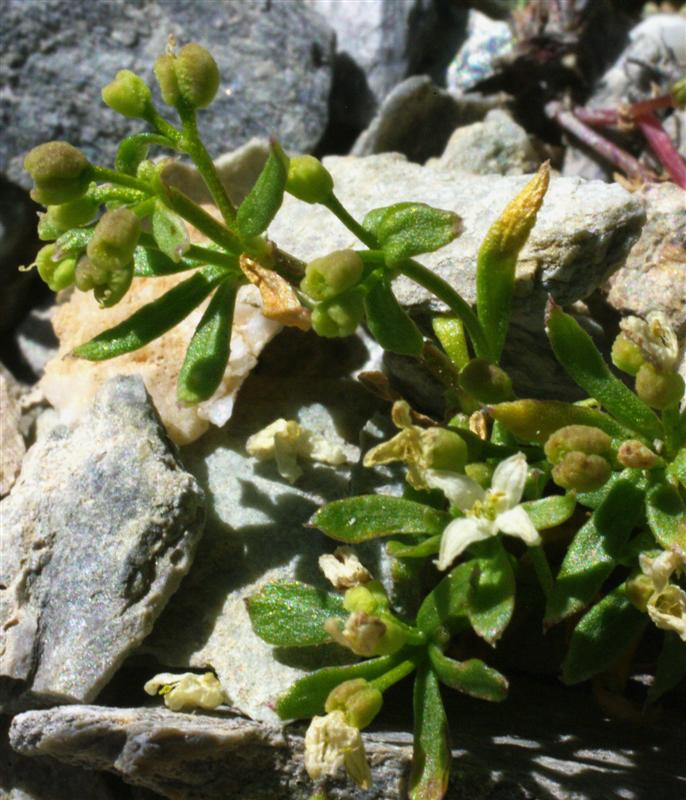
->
[1,0,334,187]
[0,376,205,711]
[9,673,686,800]
[605,182,686,335]
[142,330,387,724]
[268,154,645,331]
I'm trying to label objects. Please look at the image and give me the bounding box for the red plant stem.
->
[635,112,686,189]
[547,102,653,180]
[573,107,619,126]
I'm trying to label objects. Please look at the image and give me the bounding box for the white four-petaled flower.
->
[426,452,541,571]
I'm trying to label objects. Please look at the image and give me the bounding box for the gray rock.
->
[0,368,25,498]
[0,375,205,711]
[351,76,501,162]
[305,0,465,129]
[14,304,59,382]
[427,109,543,176]
[10,677,686,800]
[142,329,387,724]
[563,14,686,182]
[446,9,513,94]
[1,0,334,188]
[605,182,686,336]
[267,153,644,329]
[0,715,134,800]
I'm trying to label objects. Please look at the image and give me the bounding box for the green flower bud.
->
[611,333,644,376]
[75,255,133,308]
[422,427,467,473]
[617,440,661,470]
[465,461,495,488]
[102,70,153,119]
[325,679,383,730]
[35,244,76,292]
[343,580,389,615]
[24,141,93,205]
[635,362,685,410]
[625,574,654,612]
[671,77,686,109]
[551,451,611,492]
[45,196,99,232]
[311,291,364,338]
[301,250,363,301]
[87,207,141,273]
[286,155,334,204]
[544,424,611,464]
[459,358,513,403]
[154,43,220,109]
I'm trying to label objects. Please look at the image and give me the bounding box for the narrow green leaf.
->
[476,165,549,361]
[133,246,198,277]
[364,273,423,356]
[409,664,451,800]
[546,303,662,441]
[310,496,450,543]
[177,280,237,404]
[236,140,289,239]
[468,539,516,646]
[416,561,475,640]
[363,202,463,266]
[521,493,577,530]
[489,399,633,444]
[432,315,470,370]
[53,226,94,259]
[386,535,441,559]
[562,583,647,684]
[646,480,686,549]
[152,199,190,262]
[73,265,228,360]
[276,655,400,720]
[669,446,686,490]
[545,478,645,625]
[246,580,345,647]
[428,645,508,702]
[647,633,686,704]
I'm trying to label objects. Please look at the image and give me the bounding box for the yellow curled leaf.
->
[239,253,311,330]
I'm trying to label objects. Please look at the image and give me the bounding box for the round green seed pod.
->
[544,424,611,465]
[617,440,660,469]
[102,70,153,119]
[87,208,141,273]
[24,141,93,205]
[325,679,382,730]
[153,54,180,106]
[74,255,108,292]
[625,574,654,612]
[35,244,76,292]
[46,196,99,232]
[301,249,363,300]
[422,427,467,473]
[174,43,220,109]
[459,358,513,403]
[286,155,334,204]
[611,333,644,376]
[635,362,685,410]
[311,291,364,338]
[551,451,611,492]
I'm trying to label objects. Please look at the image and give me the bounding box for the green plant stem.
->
[164,186,241,254]
[398,258,492,361]
[370,656,420,694]
[144,108,183,146]
[186,244,240,271]
[130,197,158,218]
[88,185,148,205]
[92,166,152,194]
[178,105,238,229]
[323,193,378,249]
[529,545,554,601]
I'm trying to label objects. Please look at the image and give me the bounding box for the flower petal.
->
[425,469,484,512]
[496,505,541,545]
[436,516,494,571]
[491,452,528,508]
[647,585,686,641]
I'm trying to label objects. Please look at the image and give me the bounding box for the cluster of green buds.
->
[544,424,612,492]
[301,249,366,338]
